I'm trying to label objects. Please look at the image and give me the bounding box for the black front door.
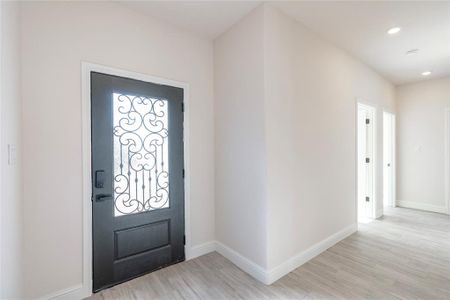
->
[91,72,185,292]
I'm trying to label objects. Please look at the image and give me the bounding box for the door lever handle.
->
[95,194,112,202]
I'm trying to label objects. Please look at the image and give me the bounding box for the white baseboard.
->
[376,208,384,218]
[186,241,216,260]
[265,223,357,284]
[40,242,217,300]
[214,241,269,284]
[397,200,448,214]
[215,223,357,285]
[36,284,86,300]
[38,225,358,299]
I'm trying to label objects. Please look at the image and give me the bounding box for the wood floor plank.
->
[87,207,450,299]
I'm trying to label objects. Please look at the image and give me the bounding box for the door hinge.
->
[182,169,185,179]
[366,118,370,124]
[183,235,186,245]
[366,157,370,163]
[181,102,184,113]
[365,196,370,202]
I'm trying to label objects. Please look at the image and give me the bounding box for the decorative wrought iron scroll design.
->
[113,93,169,217]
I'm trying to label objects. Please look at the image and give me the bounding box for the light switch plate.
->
[8,144,17,166]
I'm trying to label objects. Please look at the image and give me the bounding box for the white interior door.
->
[358,103,376,221]
[383,112,396,207]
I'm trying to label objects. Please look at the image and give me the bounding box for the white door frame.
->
[80,62,191,298]
[0,2,3,296]
[383,111,396,208]
[445,107,450,215]
[357,102,377,221]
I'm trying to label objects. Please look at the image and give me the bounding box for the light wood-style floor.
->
[89,207,450,299]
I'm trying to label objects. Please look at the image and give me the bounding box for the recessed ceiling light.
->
[387,27,401,35]
[406,49,419,55]
[421,71,432,76]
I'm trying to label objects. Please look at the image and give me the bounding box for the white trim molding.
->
[376,208,384,219]
[44,221,357,298]
[186,241,216,260]
[215,242,268,284]
[215,223,357,285]
[36,285,83,300]
[356,100,378,220]
[75,62,192,300]
[265,223,357,284]
[445,108,450,215]
[0,3,3,296]
[397,201,448,214]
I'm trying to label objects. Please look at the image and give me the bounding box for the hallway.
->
[2,2,449,298]
[89,207,450,299]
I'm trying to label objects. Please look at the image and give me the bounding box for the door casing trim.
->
[445,107,450,215]
[81,62,191,298]
[356,101,377,221]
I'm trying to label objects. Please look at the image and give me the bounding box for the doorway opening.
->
[357,103,376,222]
[383,112,396,208]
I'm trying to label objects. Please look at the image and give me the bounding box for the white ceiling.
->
[119,1,450,85]
[273,1,450,85]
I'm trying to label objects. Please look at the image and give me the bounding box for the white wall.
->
[263,5,396,270]
[396,77,450,213]
[214,6,268,269]
[20,2,214,298]
[0,1,23,299]
[17,1,400,295]
[263,6,296,270]
[214,4,395,281]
